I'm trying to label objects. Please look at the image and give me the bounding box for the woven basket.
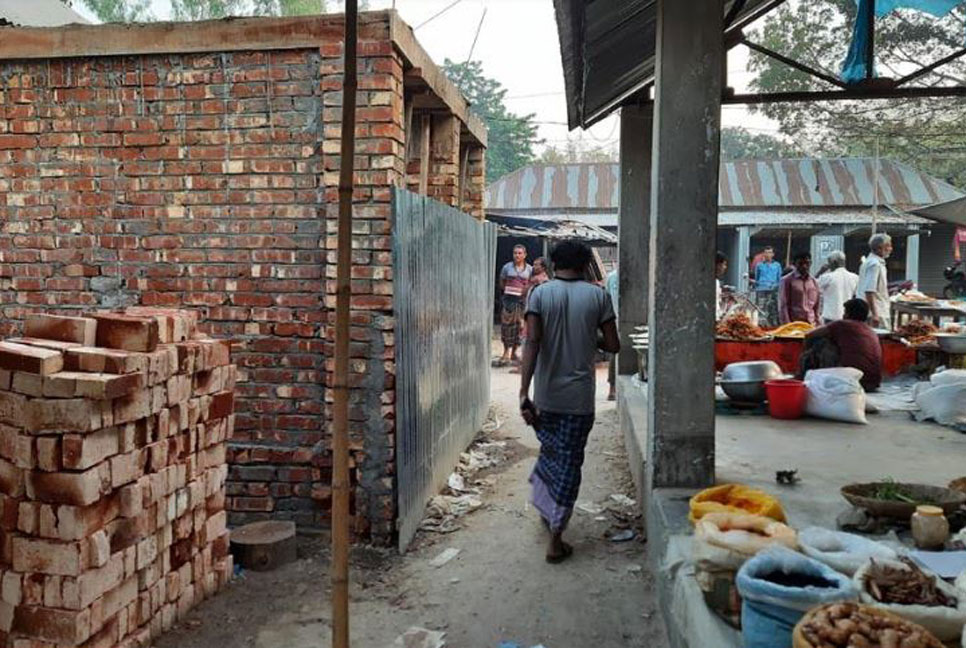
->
[792,603,944,648]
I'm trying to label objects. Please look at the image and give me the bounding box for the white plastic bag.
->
[915,382,966,426]
[804,367,868,424]
[798,527,897,576]
[694,512,798,572]
[930,369,966,387]
[854,558,966,642]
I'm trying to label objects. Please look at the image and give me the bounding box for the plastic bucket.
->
[765,379,807,420]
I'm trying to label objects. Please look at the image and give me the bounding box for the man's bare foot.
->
[546,533,573,564]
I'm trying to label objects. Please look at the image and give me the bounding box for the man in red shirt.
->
[779,251,822,325]
[799,298,882,391]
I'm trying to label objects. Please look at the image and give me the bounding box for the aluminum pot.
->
[934,333,966,355]
[720,379,769,403]
[721,361,783,383]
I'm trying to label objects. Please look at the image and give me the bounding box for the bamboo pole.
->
[332,2,358,647]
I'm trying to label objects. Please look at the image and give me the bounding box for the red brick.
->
[63,347,147,375]
[90,314,159,353]
[0,342,63,376]
[27,466,104,506]
[24,399,101,434]
[24,314,97,346]
[12,605,91,645]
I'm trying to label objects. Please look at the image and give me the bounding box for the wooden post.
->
[332,2,357,647]
[419,114,431,195]
[785,230,792,268]
[458,144,470,210]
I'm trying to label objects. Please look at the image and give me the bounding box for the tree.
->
[746,0,966,186]
[441,59,541,183]
[720,127,804,161]
[538,136,617,164]
[69,0,330,21]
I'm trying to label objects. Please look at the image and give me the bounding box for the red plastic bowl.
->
[765,379,807,420]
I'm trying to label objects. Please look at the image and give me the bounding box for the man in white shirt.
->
[817,251,859,322]
[857,233,893,329]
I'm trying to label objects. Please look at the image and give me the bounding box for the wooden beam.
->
[389,12,487,147]
[0,13,392,60]
[458,144,470,210]
[403,98,414,165]
[419,114,431,196]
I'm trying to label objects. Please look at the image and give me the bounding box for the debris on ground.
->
[393,627,446,648]
[429,548,462,568]
[775,469,800,485]
[609,494,637,508]
[576,501,605,516]
[418,409,511,535]
[609,529,636,543]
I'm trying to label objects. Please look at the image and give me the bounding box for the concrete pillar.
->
[646,0,723,489]
[906,233,920,286]
[618,103,653,376]
[737,227,752,293]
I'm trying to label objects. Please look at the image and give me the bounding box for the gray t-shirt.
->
[526,278,616,415]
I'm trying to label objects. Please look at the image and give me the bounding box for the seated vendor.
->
[799,298,882,392]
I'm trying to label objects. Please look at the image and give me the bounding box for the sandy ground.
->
[155,367,668,648]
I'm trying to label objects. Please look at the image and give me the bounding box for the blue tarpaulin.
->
[841,0,964,83]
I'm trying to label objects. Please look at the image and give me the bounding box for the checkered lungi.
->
[529,411,596,532]
[500,296,524,347]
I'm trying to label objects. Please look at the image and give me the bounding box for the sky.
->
[72,0,781,156]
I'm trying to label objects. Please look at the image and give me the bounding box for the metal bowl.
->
[721,361,783,383]
[934,333,966,354]
[720,379,769,403]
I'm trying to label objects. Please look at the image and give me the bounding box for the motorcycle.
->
[944,261,966,299]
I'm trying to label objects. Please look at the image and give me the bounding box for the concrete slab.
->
[620,377,966,648]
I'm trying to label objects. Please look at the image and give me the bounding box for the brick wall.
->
[0,23,405,541]
[0,15,484,544]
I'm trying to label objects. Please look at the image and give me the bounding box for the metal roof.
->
[910,196,966,227]
[486,159,965,213]
[0,0,88,26]
[553,0,785,128]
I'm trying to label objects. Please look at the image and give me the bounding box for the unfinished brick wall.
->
[0,37,400,540]
[0,13,486,544]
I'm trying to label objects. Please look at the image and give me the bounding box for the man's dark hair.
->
[793,250,812,263]
[763,246,774,252]
[550,240,593,271]
[843,298,870,322]
[715,251,728,265]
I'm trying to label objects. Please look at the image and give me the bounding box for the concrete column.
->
[647,0,723,489]
[618,103,653,376]
[737,227,752,293]
[906,233,920,286]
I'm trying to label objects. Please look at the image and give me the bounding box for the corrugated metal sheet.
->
[486,159,965,212]
[393,188,497,552]
[554,0,782,127]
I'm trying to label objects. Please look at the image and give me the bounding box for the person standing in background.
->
[857,233,893,329]
[498,245,532,366]
[715,252,729,321]
[752,246,782,326]
[816,251,859,323]
[778,251,822,325]
[605,265,619,401]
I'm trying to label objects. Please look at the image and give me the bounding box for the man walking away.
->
[816,251,859,323]
[497,245,532,366]
[779,251,822,325]
[858,233,893,329]
[752,246,782,326]
[519,240,619,564]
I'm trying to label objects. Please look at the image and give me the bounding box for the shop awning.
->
[910,196,966,227]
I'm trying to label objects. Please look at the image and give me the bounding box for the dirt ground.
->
[155,367,668,648]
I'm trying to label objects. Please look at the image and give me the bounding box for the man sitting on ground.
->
[799,298,883,392]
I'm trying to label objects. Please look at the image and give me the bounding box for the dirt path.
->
[156,367,667,648]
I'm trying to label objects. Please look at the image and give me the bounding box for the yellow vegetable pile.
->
[772,321,815,339]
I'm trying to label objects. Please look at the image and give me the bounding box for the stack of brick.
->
[0,309,235,647]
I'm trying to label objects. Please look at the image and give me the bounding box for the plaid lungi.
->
[500,296,524,347]
[530,411,596,532]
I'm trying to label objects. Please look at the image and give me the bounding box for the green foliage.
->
[71,0,153,22]
[747,0,966,186]
[720,127,803,161]
[71,0,330,21]
[539,137,616,164]
[441,59,541,183]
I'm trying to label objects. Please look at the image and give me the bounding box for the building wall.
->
[920,224,958,297]
[0,23,407,540]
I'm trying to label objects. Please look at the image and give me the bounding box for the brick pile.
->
[0,309,235,647]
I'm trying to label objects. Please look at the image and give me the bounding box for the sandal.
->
[546,542,574,564]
